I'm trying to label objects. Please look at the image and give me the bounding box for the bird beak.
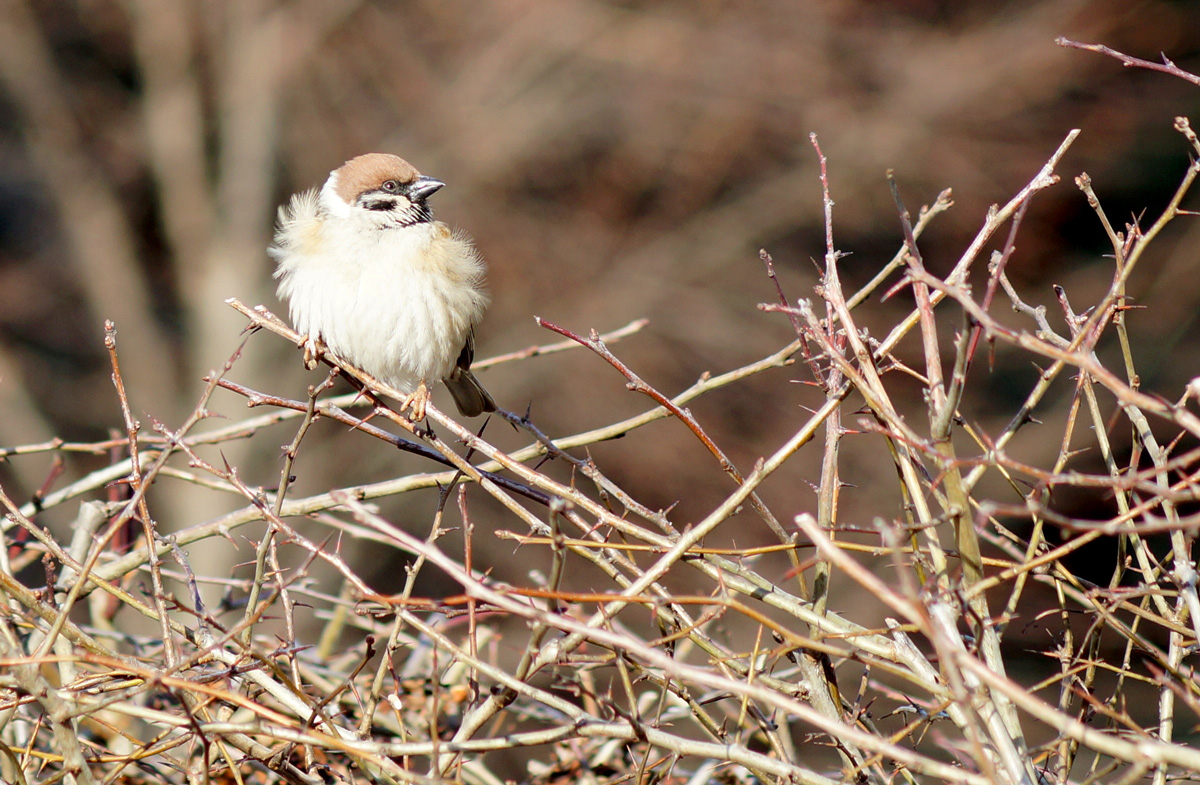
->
[409,176,446,202]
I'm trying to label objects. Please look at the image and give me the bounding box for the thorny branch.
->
[5,114,1200,785]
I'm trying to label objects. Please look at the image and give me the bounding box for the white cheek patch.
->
[319,176,353,219]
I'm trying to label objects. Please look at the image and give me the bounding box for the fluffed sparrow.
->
[270,153,495,419]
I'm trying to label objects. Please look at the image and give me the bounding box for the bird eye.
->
[381,180,400,193]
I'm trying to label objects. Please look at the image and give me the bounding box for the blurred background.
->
[2,0,1200,603]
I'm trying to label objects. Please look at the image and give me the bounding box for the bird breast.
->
[274,206,487,392]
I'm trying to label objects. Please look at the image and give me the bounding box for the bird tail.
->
[445,368,496,417]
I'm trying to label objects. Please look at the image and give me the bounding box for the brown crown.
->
[332,153,421,203]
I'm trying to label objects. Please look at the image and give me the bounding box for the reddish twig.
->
[1056,38,1200,86]
[534,319,752,488]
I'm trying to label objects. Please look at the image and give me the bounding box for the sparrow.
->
[270,153,495,419]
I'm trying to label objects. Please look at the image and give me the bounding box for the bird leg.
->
[399,380,431,421]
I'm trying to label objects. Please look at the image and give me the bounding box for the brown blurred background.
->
[2,0,1200,596]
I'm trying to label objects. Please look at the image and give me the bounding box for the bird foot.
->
[399,380,431,422]
[300,334,327,370]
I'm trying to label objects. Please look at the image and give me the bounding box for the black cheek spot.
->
[361,198,397,212]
